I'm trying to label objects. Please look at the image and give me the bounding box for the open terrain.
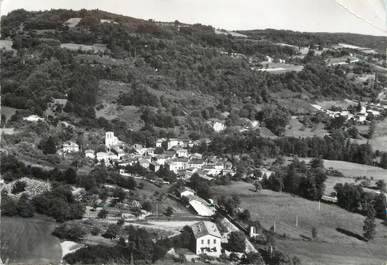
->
[1,216,62,264]
[213,182,387,265]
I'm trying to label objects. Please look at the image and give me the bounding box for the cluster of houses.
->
[311,102,383,123]
[54,131,236,182]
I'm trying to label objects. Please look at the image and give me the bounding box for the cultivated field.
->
[1,216,62,264]
[213,182,387,265]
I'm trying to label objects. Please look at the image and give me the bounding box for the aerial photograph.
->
[0,0,386,264]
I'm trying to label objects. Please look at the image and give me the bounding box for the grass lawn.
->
[1,216,62,264]
[213,182,387,265]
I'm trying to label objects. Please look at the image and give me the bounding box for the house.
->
[167,138,185,150]
[188,159,205,169]
[85,149,95,159]
[139,158,151,169]
[62,141,79,153]
[207,119,226,133]
[156,138,166,148]
[23,115,44,122]
[176,148,188,158]
[190,221,221,257]
[96,151,119,164]
[149,162,161,172]
[166,158,188,173]
[188,196,216,216]
[180,188,195,198]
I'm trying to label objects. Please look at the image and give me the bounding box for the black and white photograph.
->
[0,0,386,264]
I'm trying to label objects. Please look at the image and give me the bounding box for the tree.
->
[64,168,77,184]
[311,227,318,240]
[242,252,265,265]
[363,204,376,241]
[11,180,26,194]
[103,224,120,239]
[368,120,376,139]
[253,180,262,192]
[39,136,57,154]
[239,209,251,222]
[113,187,126,202]
[1,195,18,216]
[380,153,387,169]
[228,231,246,252]
[375,180,386,192]
[53,223,86,242]
[164,206,174,218]
[142,201,152,212]
[98,209,108,219]
[17,193,34,217]
[374,193,387,219]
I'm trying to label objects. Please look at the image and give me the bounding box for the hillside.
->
[0,9,385,143]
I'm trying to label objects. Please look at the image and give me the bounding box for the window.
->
[207,239,210,245]
[213,239,216,244]
[201,239,204,244]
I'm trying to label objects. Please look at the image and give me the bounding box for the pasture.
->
[1,216,62,264]
[212,182,387,265]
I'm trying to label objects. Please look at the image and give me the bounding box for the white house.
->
[167,138,185,150]
[188,159,205,169]
[62,141,79,153]
[85,149,95,159]
[23,115,44,122]
[166,158,188,173]
[156,138,166,148]
[190,221,221,257]
[207,119,226,133]
[176,148,188,158]
[96,151,118,164]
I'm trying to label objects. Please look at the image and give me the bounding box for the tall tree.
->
[363,204,376,241]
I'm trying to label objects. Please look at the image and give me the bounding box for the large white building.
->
[105,131,119,148]
[190,221,221,257]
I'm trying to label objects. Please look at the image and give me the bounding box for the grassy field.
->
[1,216,62,264]
[212,182,387,265]
[1,106,19,123]
[285,117,328,138]
[301,158,387,182]
[353,118,387,152]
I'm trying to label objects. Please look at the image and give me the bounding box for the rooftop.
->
[191,221,221,239]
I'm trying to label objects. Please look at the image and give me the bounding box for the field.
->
[284,117,328,138]
[1,106,19,123]
[1,216,62,264]
[60,43,109,53]
[301,158,387,182]
[213,182,387,265]
[258,62,304,74]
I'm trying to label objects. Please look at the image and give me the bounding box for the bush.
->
[12,180,26,194]
[53,223,86,242]
[228,231,246,252]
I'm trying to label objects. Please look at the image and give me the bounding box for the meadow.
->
[213,182,387,265]
[1,216,62,264]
